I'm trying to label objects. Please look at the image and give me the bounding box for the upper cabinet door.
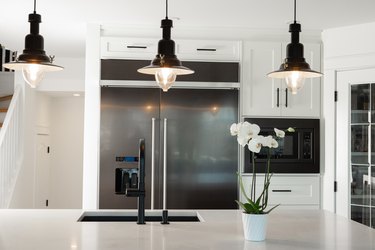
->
[176,40,241,61]
[242,41,282,117]
[101,37,158,59]
[281,43,321,118]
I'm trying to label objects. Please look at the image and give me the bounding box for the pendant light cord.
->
[293,0,296,23]
[33,0,36,13]
[165,0,168,19]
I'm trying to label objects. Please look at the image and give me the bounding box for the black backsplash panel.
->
[101,59,239,82]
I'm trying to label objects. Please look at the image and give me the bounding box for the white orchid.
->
[230,122,294,215]
[230,122,285,150]
[274,128,285,138]
[248,135,264,153]
[264,135,278,148]
[236,122,261,147]
[287,127,295,132]
[230,123,241,136]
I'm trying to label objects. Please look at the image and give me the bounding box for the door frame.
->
[336,67,375,218]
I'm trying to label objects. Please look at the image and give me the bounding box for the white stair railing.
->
[0,86,23,208]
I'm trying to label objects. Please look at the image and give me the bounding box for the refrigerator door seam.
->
[163,118,168,210]
[151,117,156,210]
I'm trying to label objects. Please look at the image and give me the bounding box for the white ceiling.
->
[2,0,375,58]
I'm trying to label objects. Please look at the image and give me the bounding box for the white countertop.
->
[0,209,374,250]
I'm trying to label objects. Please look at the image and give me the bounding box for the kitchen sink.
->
[78,210,202,222]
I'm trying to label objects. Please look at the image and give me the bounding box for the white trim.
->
[100,80,240,89]
[82,24,102,209]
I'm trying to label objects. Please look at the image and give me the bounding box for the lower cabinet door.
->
[240,175,320,208]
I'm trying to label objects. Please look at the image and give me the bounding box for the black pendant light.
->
[267,0,322,94]
[138,0,194,92]
[4,0,63,88]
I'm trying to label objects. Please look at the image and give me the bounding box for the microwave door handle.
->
[151,118,156,210]
[163,118,168,211]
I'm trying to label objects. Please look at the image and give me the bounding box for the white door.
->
[336,68,375,225]
[242,41,282,117]
[35,134,51,208]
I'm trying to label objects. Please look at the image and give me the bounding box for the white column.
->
[82,24,101,209]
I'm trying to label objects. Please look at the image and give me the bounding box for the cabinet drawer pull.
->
[126,45,147,49]
[277,88,280,107]
[272,189,292,192]
[196,48,217,52]
[285,88,288,108]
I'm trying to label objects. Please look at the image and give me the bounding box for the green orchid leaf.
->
[264,204,280,214]
[237,172,252,204]
[236,200,257,213]
[255,195,263,207]
[235,200,248,211]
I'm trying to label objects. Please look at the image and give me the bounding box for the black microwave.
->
[243,118,320,174]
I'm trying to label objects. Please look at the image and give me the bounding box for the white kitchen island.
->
[0,209,374,250]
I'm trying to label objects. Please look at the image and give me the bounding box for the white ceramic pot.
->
[242,213,268,241]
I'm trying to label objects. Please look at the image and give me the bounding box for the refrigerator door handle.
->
[163,118,168,210]
[151,118,156,210]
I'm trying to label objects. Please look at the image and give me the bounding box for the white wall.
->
[9,73,37,208]
[49,96,84,208]
[9,56,85,208]
[321,22,375,213]
[38,57,85,92]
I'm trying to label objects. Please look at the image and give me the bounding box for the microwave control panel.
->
[302,132,312,159]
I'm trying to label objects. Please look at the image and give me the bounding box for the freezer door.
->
[99,87,161,209]
[160,89,239,209]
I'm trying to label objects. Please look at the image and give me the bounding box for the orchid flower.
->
[236,122,261,147]
[230,123,241,136]
[248,135,264,153]
[274,128,285,138]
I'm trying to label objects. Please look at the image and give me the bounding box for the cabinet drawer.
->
[176,40,240,61]
[240,175,320,206]
[101,37,158,59]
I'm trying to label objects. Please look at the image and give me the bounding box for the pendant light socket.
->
[4,1,63,88]
[138,0,193,92]
[267,0,322,94]
[268,22,321,78]
[138,18,193,75]
[17,13,50,63]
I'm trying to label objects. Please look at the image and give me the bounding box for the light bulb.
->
[155,68,176,92]
[285,71,306,95]
[22,64,45,88]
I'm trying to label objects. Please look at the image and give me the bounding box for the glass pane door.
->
[350,83,374,228]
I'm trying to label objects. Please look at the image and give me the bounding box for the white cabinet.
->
[242,41,321,118]
[242,42,282,117]
[240,175,320,208]
[101,37,159,59]
[176,39,240,61]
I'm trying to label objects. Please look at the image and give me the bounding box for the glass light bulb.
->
[285,71,306,94]
[155,68,176,92]
[22,64,45,88]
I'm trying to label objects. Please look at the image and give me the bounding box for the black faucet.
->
[126,139,146,224]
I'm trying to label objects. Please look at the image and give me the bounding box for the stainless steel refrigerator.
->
[99,87,238,209]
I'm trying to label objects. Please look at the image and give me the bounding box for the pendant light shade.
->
[267,0,322,94]
[138,0,194,92]
[4,0,63,88]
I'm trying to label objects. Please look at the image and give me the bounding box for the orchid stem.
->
[262,148,271,206]
[251,151,256,201]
